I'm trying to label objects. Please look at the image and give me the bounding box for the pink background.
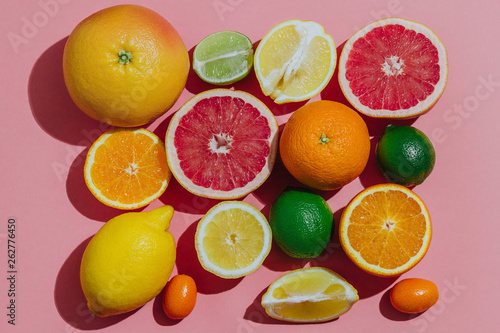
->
[1,0,499,332]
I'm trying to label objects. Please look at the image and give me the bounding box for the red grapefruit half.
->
[165,89,278,199]
[339,18,448,119]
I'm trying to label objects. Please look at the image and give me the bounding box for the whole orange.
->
[390,278,439,314]
[280,101,370,190]
[63,5,189,127]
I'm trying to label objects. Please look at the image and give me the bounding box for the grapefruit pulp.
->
[165,89,278,199]
[339,18,448,119]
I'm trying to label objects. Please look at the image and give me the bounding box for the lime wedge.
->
[193,31,254,85]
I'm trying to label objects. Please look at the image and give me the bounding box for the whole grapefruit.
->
[63,5,189,127]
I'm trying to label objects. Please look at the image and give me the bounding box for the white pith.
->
[338,17,448,118]
[255,20,337,103]
[195,201,272,278]
[193,31,254,84]
[261,268,359,322]
[165,89,279,199]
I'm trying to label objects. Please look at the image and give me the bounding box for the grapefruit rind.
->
[261,267,359,323]
[338,17,448,119]
[195,201,272,279]
[165,89,279,199]
[84,128,171,210]
[255,19,337,104]
[339,184,432,277]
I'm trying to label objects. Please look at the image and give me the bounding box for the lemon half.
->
[254,19,336,104]
[261,267,359,322]
[195,201,272,279]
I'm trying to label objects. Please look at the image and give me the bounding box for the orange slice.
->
[339,184,431,277]
[84,128,171,210]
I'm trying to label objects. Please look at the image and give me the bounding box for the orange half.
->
[339,184,431,277]
[84,128,171,210]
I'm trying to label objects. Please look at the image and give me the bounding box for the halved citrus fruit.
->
[261,267,359,323]
[165,89,278,199]
[339,184,432,277]
[84,128,171,210]
[193,31,254,85]
[254,19,336,104]
[338,17,448,119]
[195,201,272,279]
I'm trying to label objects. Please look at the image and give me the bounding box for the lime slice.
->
[193,31,254,85]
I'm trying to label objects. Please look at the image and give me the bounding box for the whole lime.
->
[376,125,436,186]
[269,187,333,259]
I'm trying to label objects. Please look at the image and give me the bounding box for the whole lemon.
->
[80,205,176,317]
[63,5,189,127]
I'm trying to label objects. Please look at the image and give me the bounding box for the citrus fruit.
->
[193,31,254,85]
[195,201,272,279]
[254,19,336,104]
[376,125,436,186]
[165,89,278,199]
[279,100,370,190]
[162,274,197,319]
[338,17,448,119]
[261,267,359,323]
[63,5,189,127]
[80,205,176,317]
[390,278,439,314]
[269,187,333,259]
[84,127,170,210]
[339,184,432,277]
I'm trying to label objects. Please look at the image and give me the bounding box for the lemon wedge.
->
[261,267,359,322]
[254,20,336,104]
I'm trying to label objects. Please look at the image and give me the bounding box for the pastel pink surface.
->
[1,0,499,332]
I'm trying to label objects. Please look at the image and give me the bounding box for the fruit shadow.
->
[320,41,418,137]
[175,219,243,294]
[28,36,112,145]
[309,207,398,299]
[65,148,144,222]
[251,124,302,205]
[54,236,138,330]
[244,286,338,326]
[184,42,307,117]
[358,136,388,189]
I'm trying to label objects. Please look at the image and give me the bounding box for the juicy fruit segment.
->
[261,267,359,323]
[163,274,197,319]
[376,125,436,186]
[339,17,448,118]
[255,20,336,103]
[390,278,439,314]
[193,31,254,85]
[339,184,432,277]
[279,101,370,190]
[166,89,278,199]
[269,187,333,258]
[81,206,176,317]
[195,201,272,278]
[63,5,189,127]
[84,128,170,210]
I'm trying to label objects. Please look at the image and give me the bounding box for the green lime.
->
[193,31,254,85]
[376,125,436,186]
[269,187,333,259]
